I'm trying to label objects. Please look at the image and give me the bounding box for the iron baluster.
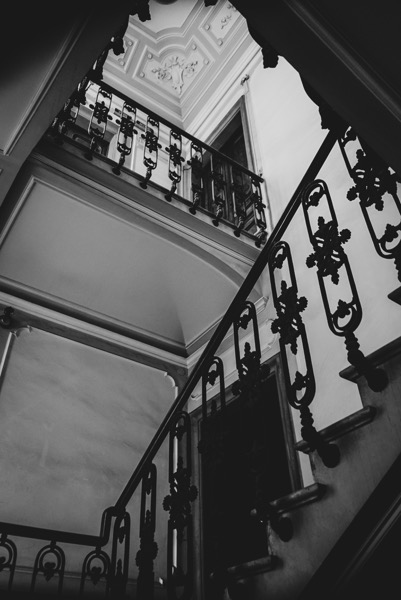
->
[269,240,340,468]
[30,541,65,595]
[85,88,113,160]
[112,103,138,175]
[210,154,227,226]
[339,127,401,282]
[140,116,162,189]
[165,130,185,202]
[51,75,91,143]
[80,547,110,596]
[232,301,270,397]
[188,142,204,214]
[0,534,17,593]
[302,179,388,392]
[251,177,268,248]
[231,166,248,238]
[198,357,230,595]
[136,464,158,600]
[109,512,131,598]
[163,411,197,600]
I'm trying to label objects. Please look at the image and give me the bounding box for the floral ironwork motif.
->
[165,130,185,201]
[303,179,388,392]
[232,301,270,397]
[305,217,351,284]
[85,88,113,160]
[140,116,162,189]
[339,127,401,282]
[269,240,340,468]
[163,457,198,536]
[112,102,138,175]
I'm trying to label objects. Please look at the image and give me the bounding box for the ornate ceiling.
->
[103,0,254,128]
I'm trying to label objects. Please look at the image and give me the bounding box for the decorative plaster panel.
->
[144,47,206,96]
[202,1,240,47]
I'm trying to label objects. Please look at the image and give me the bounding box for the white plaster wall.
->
[0,328,174,578]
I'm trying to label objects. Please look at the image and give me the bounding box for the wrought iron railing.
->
[2,124,401,597]
[49,76,268,247]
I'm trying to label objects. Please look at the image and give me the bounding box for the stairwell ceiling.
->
[103,0,250,128]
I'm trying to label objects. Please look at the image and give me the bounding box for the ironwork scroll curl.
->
[302,179,388,392]
[85,88,113,161]
[31,541,65,595]
[232,301,270,397]
[165,130,185,202]
[339,127,401,282]
[80,547,110,595]
[112,102,138,175]
[269,240,340,468]
[140,117,162,189]
[0,534,17,592]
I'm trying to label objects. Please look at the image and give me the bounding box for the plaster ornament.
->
[152,55,199,95]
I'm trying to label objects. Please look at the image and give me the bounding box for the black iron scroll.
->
[80,547,110,596]
[339,128,401,282]
[112,102,138,175]
[140,116,162,189]
[136,464,158,600]
[302,179,387,392]
[232,301,270,397]
[251,177,268,248]
[188,142,204,215]
[210,154,227,226]
[269,240,340,467]
[0,534,17,593]
[85,88,113,160]
[163,411,197,600]
[165,130,185,202]
[109,512,131,598]
[31,541,65,595]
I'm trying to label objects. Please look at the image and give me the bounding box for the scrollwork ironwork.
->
[110,512,130,598]
[251,177,268,247]
[303,179,388,392]
[80,547,110,596]
[163,411,197,600]
[269,240,340,468]
[210,155,227,226]
[188,142,204,214]
[0,534,17,592]
[140,116,162,189]
[232,301,270,397]
[112,102,138,175]
[31,541,65,595]
[339,127,401,282]
[165,130,185,201]
[85,88,113,160]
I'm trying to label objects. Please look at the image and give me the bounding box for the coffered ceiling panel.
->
[104,0,253,125]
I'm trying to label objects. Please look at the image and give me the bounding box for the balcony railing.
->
[49,75,268,248]
[2,120,400,596]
